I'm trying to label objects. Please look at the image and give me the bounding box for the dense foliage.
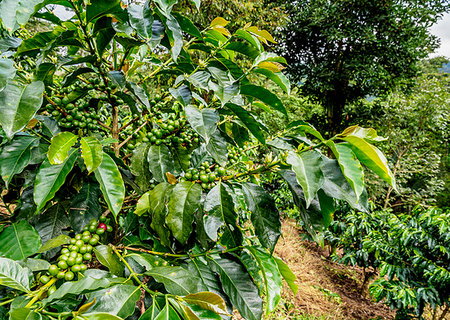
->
[275,0,450,134]
[326,206,450,319]
[0,0,396,319]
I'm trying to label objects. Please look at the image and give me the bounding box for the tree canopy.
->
[276,0,450,134]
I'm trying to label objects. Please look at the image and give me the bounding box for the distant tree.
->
[178,0,288,32]
[275,0,450,135]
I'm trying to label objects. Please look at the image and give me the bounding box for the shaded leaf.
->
[248,247,282,313]
[86,284,141,319]
[166,181,202,244]
[0,257,32,292]
[80,136,103,173]
[94,153,125,219]
[326,141,364,201]
[147,144,175,183]
[242,183,281,252]
[93,245,124,277]
[69,182,102,233]
[286,151,324,208]
[0,135,38,188]
[240,85,286,116]
[47,132,77,165]
[146,266,202,295]
[185,105,219,143]
[34,148,78,212]
[209,256,263,320]
[0,81,44,139]
[0,220,41,260]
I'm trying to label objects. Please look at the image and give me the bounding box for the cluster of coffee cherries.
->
[145,109,199,150]
[38,217,112,293]
[183,161,228,190]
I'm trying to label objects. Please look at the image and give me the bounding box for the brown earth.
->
[235,219,396,320]
[270,219,395,320]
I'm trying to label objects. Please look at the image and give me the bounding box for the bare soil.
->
[272,219,395,320]
[235,219,396,320]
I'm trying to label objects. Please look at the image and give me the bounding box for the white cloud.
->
[429,13,450,58]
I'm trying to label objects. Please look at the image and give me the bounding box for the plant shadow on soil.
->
[234,219,395,320]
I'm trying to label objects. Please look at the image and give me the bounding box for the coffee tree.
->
[0,0,396,319]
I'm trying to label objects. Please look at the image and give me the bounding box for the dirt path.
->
[270,219,394,320]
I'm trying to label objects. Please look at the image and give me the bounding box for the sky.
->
[429,12,450,58]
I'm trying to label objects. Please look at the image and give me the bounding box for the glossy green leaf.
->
[166,181,202,244]
[80,136,104,173]
[0,220,41,260]
[62,67,95,87]
[252,68,290,94]
[147,144,175,183]
[81,313,124,320]
[240,84,286,116]
[47,132,78,165]
[37,234,71,253]
[19,258,50,272]
[242,183,281,252]
[173,12,202,39]
[146,266,202,295]
[139,303,160,320]
[286,120,324,141]
[248,248,282,313]
[225,103,265,144]
[93,245,124,277]
[135,191,151,216]
[86,0,121,22]
[319,158,369,212]
[86,284,140,319]
[17,28,63,55]
[223,42,259,59]
[209,256,263,320]
[341,135,396,188]
[0,58,16,92]
[0,258,32,292]
[94,153,125,219]
[69,182,102,233]
[128,4,154,40]
[9,308,42,320]
[154,0,178,17]
[0,81,44,139]
[130,142,152,191]
[166,15,183,61]
[340,125,387,142]
[185,105,219,143]
[169,85,192,106]
[273,257,298,295]
[286,151,324,208]
[154,302,181,320]
[280,169,334,239]
[326,141,364,201]
[42,276,114,305]
[206,131,228,167]
[149,183,171,247]
[0,0,44,31]
[187,258,224,296]
[0,135,38,188]
[183,292,229,316]
[203,182,238,242]
[35,62,56,85]
[34,148,78,212]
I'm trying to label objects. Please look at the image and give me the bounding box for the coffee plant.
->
[0,0,396,319]
[326,206,450,319]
